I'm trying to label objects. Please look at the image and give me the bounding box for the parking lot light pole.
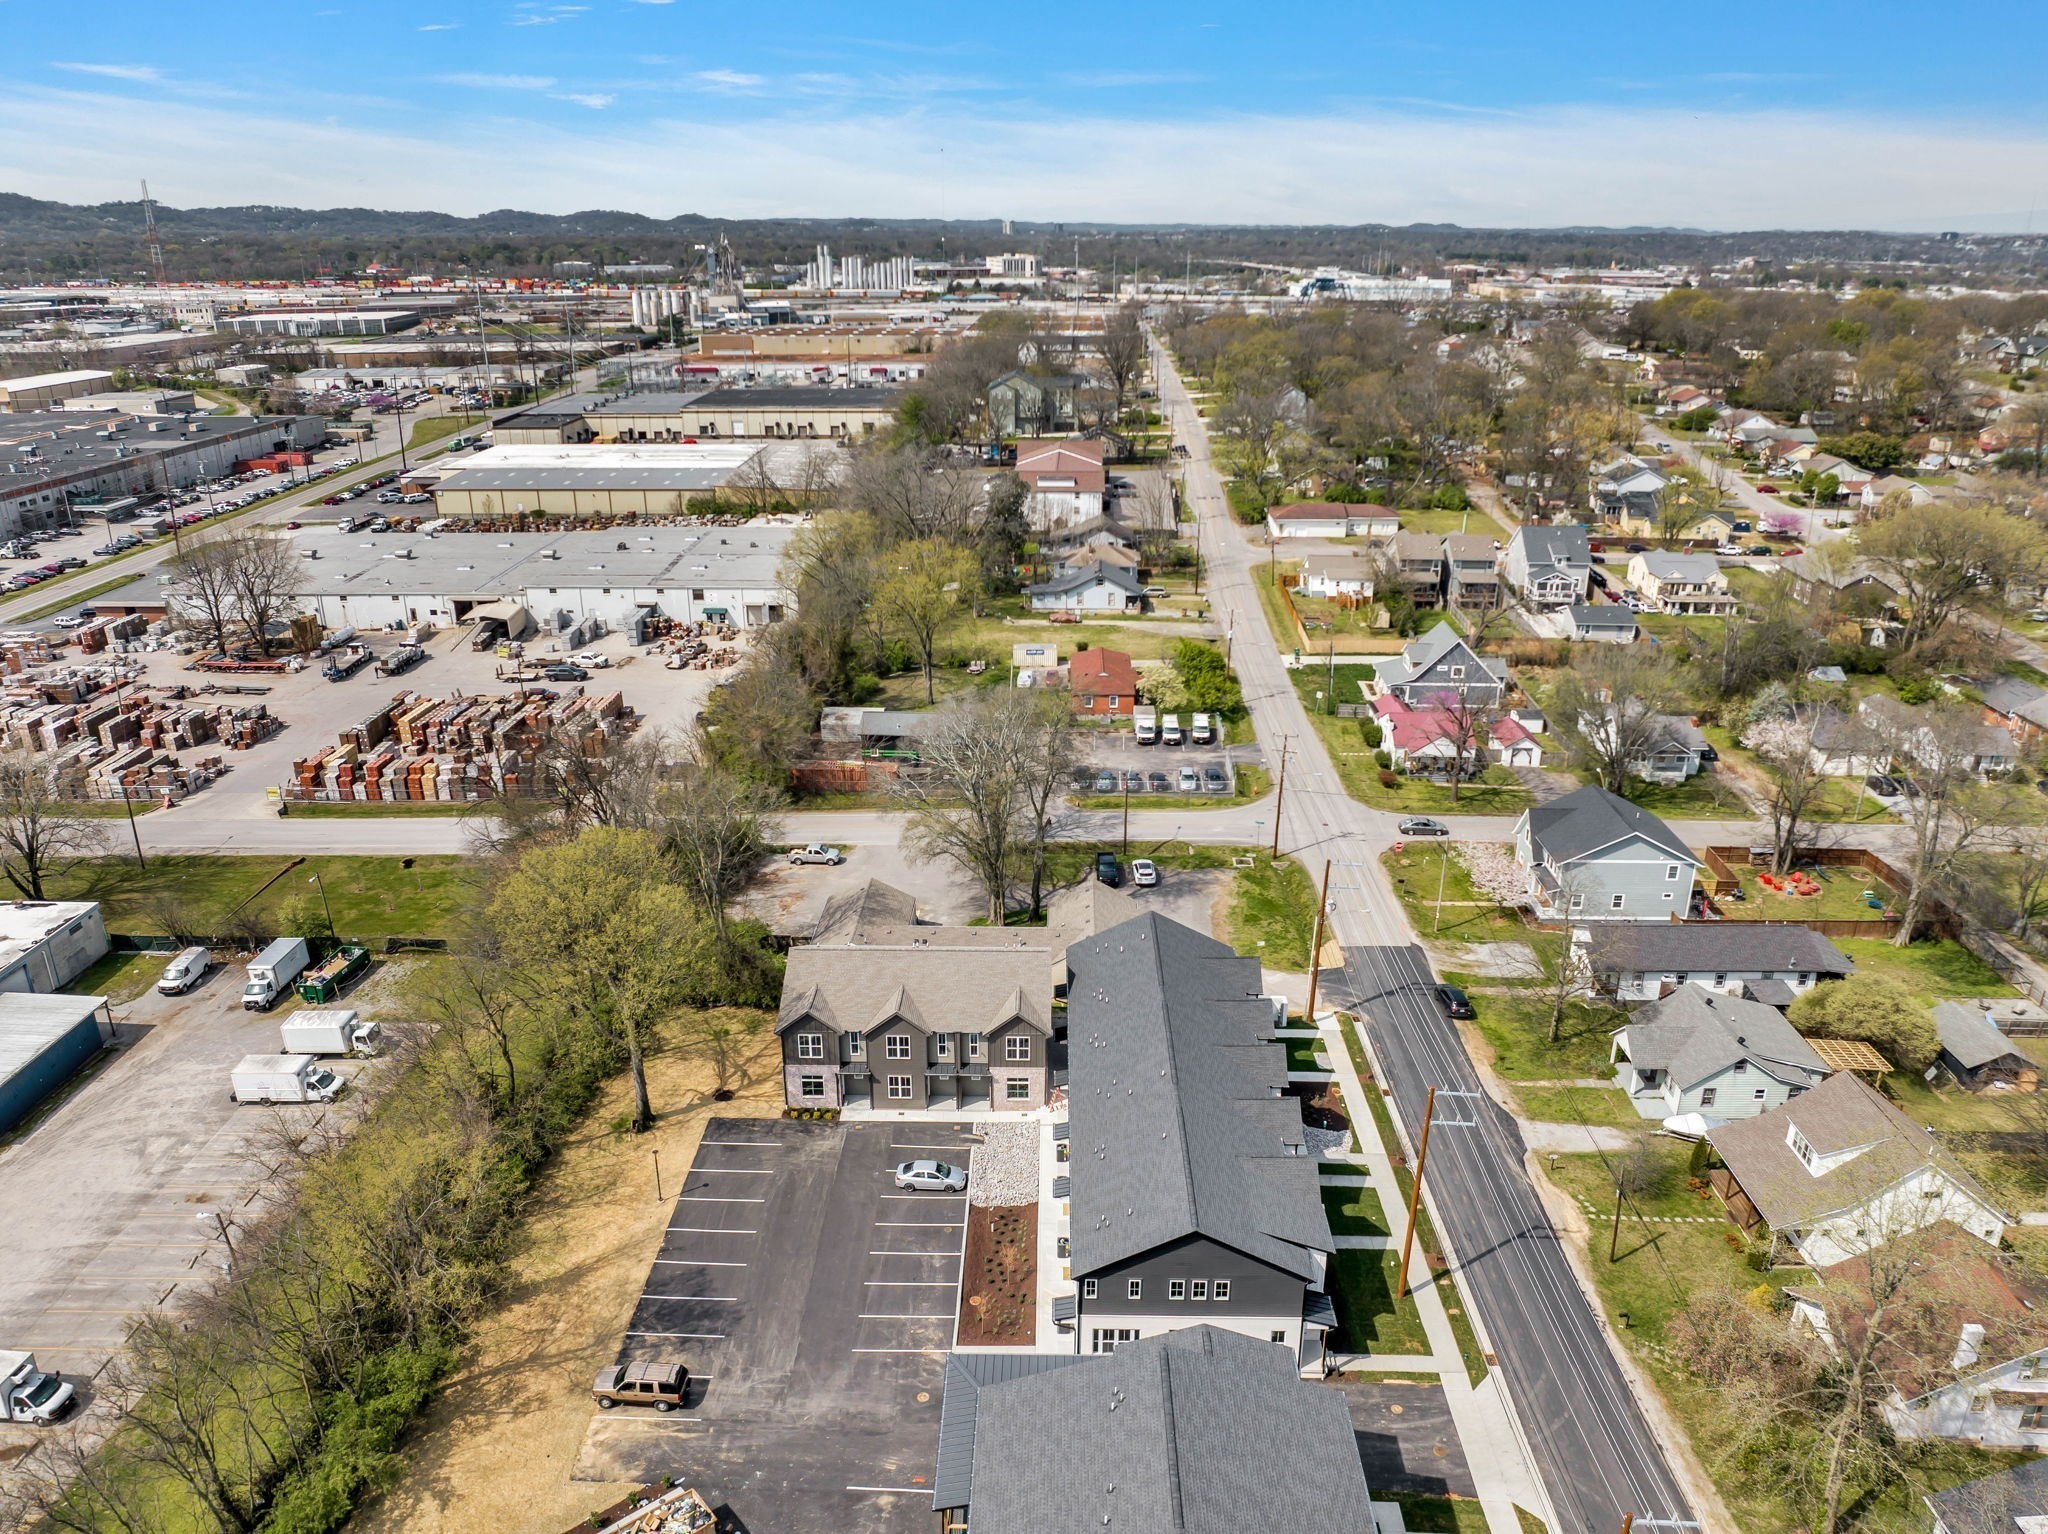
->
[307,872,336,941]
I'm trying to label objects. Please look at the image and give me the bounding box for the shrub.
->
[1788,975,1939,1072]
[1373,748,1392,770]
[1895,676,1938,705]
[1361,720,1383,749]
[1377,769,1400,789]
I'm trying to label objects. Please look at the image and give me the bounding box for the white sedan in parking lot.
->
[893,1160,968,1193]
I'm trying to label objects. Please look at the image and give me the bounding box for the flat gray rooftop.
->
[291,524,798,597]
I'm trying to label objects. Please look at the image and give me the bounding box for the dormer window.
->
[1789,1125,1820,1173]
[935,1036,952,1060]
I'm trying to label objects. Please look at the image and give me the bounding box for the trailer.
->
[322,645,372,682]
[297,945,370,1004]
[375,644,425,678]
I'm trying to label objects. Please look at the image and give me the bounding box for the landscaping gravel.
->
[969,1120,1042,1207]
[1306,1125,1352,1157]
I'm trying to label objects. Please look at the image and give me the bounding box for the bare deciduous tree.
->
[0,749,110,898]
[1742,709,1834,875]
[1547,647,1686,794]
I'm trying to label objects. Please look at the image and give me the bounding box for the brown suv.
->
[591,1360,688,1412]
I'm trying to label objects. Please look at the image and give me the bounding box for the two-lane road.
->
[1150,334,1703,1534]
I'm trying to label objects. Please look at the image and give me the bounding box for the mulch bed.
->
[1286,1081,1351,1133]
[957,1202,1038,1347]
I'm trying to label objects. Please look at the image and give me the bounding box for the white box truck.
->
[1161,713,1183,746]
[1133,705,1158,745]
[243,937,311,1011]
[231,1054,339,1105]
[0,1351,75,1424]
[280,1009,380,1058]
[157,945,212,995]
[1191,712,1215,744]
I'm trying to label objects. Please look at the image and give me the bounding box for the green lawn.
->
[1381,843,1529,941]
[1321,1182,1391,1237]
[1720,863,1900,923]
[1285,1036,1330,1073]
[406,413,474,451]
[71,948,170,1003]
[1884,1047,2048,1132]
[279,800,484,819]
[1326,1247,1432,1354]
[1615,771,1751,819]
[1805,775,1902,824]
[1831,938,2018,1002]
[1378,1493,1491,1534]
[49,853,481,945]
[1468,991,1622,1083]
[1290,660,1383,716]
[1511,1083,1644,1128]
[1303,708,1533,815]
[1222,856,1320,970]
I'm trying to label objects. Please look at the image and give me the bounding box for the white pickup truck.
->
[1,1351,75,1424]
[787,844,845,866]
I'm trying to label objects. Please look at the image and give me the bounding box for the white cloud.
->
[552,91,614,109]
[436,72,556,90]
[52,62,161,82]
[692,69,765,91]
[5,88,2047,233]
[417,21,460,30]
[1057,71,1203,89]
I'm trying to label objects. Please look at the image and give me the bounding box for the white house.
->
[1264,502,1401,540]
[1372,695,1543,774]
[1502,525,1591,608]
[1025,560,1144,613]
[1610,984,1829,1122]
[1576,921,1855,1004]
[1789,1226,2048,1449]
[1707,1072,2008,1268]
[1015,438,1107,532]
[1809,695,2021,780]
[1564,605,1639,644]
[1626,552,1737,616]
[1297,551,1377,600]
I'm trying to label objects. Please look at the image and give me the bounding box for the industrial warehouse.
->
[489,382,900,444]
[424,441,841,517]
[287,523,798,634]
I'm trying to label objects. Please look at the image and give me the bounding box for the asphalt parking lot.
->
[1325,1375,1477,1498]
[0,957,374,1464]
[576,1117,980,1533]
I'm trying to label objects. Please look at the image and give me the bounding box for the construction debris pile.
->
[286,686,635,802]
[642,619,741,670]
[0,661,260,798]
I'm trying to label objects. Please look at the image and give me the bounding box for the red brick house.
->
[1068,648,1137,717]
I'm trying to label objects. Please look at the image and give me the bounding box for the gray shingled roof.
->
[1374,622,1506,692]
[1580,922,1852,979]
[1524,784,1699,867]
[1514,524,1590,566]
[1616,984,1826,1091]
[1065,913,1331,1280]
[933,1326,1374,1531]
[1924,1455,2048,1534]
[1708,1072,2004,1230]
[1932,1002,2034,1072]
[1027,560,1144,598]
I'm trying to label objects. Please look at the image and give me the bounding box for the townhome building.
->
[1440,533,1502,609]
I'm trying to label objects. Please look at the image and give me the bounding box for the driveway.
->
[1324,1375,1477,1498]
[575,1118,980,1533]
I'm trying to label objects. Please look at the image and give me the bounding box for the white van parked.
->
[157,946,211,995]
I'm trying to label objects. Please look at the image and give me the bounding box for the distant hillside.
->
[0,192,2038,284]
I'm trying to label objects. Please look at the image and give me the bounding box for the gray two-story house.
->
[1513,784,1702,922]
[1061,912,1335,1362]
[987,371,1083,437]
[1369,621,1508,707]
[1611,983,1829,1121]
[1503,524,1592,607]
[775,880,1056,1112]
[1388,530,1446,610]
[1440,533,1502,610]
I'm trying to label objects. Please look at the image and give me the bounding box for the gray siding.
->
[1078,1235,1303,1327]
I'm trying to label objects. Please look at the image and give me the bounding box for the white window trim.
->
[796,1033,824,1061]
[886,1075,913,1100]
[886,1034,911,1060]
[1168,1279,1186,1300]
[1005,1035,1031,1062]
[1127,1279,1142,1300]
[1082,1278,1097,1299]
[1190,1280,1208,1301]
[847,1034,865,1059]
[1213,1280,1230,1302]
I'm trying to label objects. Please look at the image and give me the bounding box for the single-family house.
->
[1373,694,1543,774]
[1657,384,1712,415]
[1807,707,1892,779]
[1856,694,2020,778]
[1503,524,1592,607]
[1932,1002,2041,1092]
[987,371,1082,436]
[1264,501,1400,540]
[1060,541,1138,573]
[1369,622,1508,706]
[1627,552,1737,616]
[1725,414,1785,448]
[1388,530,1446,609]
[1027,560,1144,613]
[1610,984,1829,1121]
[1627,713,1712,783]
[1860,475,1937,513]
[1576,921,1854,1004]
[1593,455,1672,500]
[1924,1456,2048,1533]
[1440,532,1503,610]
[1014,437,1107,532]
[1041,514,1137,558]
[1068,648,1137,717]
[1782,551,1903,610]
[1298,550,1377,601]
[1564,604,1639,643]
[775,880,1057,1112]
[1512,784,1702,922]
[930,1327,1376,1534]
[1788,1225,2048,1449]
[1062,913,1336,1362]
[1705,1072,2008,1267]
[1596,488,1665,527]
[1979,677,2048,743]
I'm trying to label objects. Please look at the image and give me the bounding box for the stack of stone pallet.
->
[0,682,275,763]
[290,687,632,802]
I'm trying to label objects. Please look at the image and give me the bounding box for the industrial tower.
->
[140,179,167,287]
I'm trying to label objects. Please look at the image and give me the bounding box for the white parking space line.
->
[859,1312,953,1320]
[628,1330,726,1340]
[847,1485,929,1494]
[651,1259,747,1267]
[869,1250,961,1258]
[595,1415,704,1426]
[880,1193,964,1201]
[668,1226,757,1234]
[850,1347,944,1355]
[874,1221,963,1227]
[700,1139,779,1147]
[863,1280,954,1286]
[640,1294,738,1302]
[675,1195,765,1203]
[891,1142,973,1150]
[687,1167,774,1174]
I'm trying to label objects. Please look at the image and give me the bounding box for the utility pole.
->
[1396,1087,1437,1302]
[1610,1181,1625,1264]
[1303,859,1333,1024]
[1121,778,1131,856]
[1271,737,1289,858]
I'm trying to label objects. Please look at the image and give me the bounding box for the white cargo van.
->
[1191,712,1215,744]
[1161,713,1183,746]
[157,945,211,995]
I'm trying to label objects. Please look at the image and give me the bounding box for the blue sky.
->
[4,1,2044,230]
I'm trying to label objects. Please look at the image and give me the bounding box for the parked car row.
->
[1083,764,1231,795]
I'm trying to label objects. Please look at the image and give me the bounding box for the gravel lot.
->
[968,1120,1040,1207]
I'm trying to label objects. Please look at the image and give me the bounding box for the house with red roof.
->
[1068,647,1138,717]
[1373,694,1542,773]
[1015,438,1107,532]
[1264,502,1401,540]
